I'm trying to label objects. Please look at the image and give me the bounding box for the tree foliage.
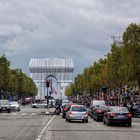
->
[0,55,37,99]
[67,23,140,97]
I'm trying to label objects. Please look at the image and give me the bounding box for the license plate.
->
[117,115,125,118]
[76,116,82,119]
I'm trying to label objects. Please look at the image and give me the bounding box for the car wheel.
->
[66,118,68,122]
[103,118,106,124]
[106,119,110,126]
[85,120,88,123]
[8,110,11,113]
[68,119,71,122]
[127,123,132,127]
[95,116,98,121]
[90,114,92,118]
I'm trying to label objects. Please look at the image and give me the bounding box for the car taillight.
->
[108,113,116,118]
[84,112,88,116]
[64,108,68,111]
[126,113,132,117]
[97,110,103,113]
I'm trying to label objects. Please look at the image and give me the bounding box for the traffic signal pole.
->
[46,80,50,109]
[47,85,49,108]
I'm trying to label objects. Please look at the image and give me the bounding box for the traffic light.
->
[46,80,50,87]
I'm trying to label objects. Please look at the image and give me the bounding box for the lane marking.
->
[20,113,26,116]
[11,112,17,116]
[36,115,56,140]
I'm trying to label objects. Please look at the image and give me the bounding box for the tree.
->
[0,55,11,98]
[0,55,37,99]
[123,23,140,95]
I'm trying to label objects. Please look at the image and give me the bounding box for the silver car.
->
[66,105,88,123]
[32,102,47,108]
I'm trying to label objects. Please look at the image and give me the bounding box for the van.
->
[90,100,105,108]
[88,100,105,117]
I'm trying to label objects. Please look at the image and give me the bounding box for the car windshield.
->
[10,102,18,105]
[110,107,128,113]
[0,101,9,105]
[71,106,86,112]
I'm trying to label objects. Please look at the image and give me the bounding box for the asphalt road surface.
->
[41,115,140,140]
[0,106,140,140]
[0,105,53,140]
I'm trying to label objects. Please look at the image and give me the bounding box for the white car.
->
[62,100,70,107]
[10,101,20,111]
[32,102,47,108]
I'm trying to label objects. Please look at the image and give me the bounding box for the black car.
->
[93,106,107,121]
[90,100,106,119]
[130,103,140,117]
[103,106,132,127]
[0,100,11,113]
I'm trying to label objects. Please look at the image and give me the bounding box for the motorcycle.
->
[54,105,61,115]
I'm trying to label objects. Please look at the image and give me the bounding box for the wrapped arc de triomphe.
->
[29,58,74,99]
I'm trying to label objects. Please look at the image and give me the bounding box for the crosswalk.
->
[0,112,37,116]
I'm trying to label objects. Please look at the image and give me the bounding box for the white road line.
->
[36,115,56,140]
[11,112,17,116]
[0,113,16,116]
[20,113,26,116]
[31,113,36,115]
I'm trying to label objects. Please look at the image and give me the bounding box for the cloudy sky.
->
[0,0,140,76]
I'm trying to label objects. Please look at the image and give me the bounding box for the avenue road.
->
[0,106,140,140]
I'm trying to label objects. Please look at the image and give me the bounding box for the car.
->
[61,99,70,107]
[92,106,107,121]
[89,100,105,118]
[32,102,47,108]
[10,101,20,111]
[130,103,140,117]
[0,100,11,113]
[62,103,76,118]
[103,106,132,127]
[66,105,88,123]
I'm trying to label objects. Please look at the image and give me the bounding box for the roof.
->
[29,58,74,69]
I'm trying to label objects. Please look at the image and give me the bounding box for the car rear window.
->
[110,107,128,113]
[71,106,86,112]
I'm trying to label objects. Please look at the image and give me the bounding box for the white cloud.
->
[0,0,140,75]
